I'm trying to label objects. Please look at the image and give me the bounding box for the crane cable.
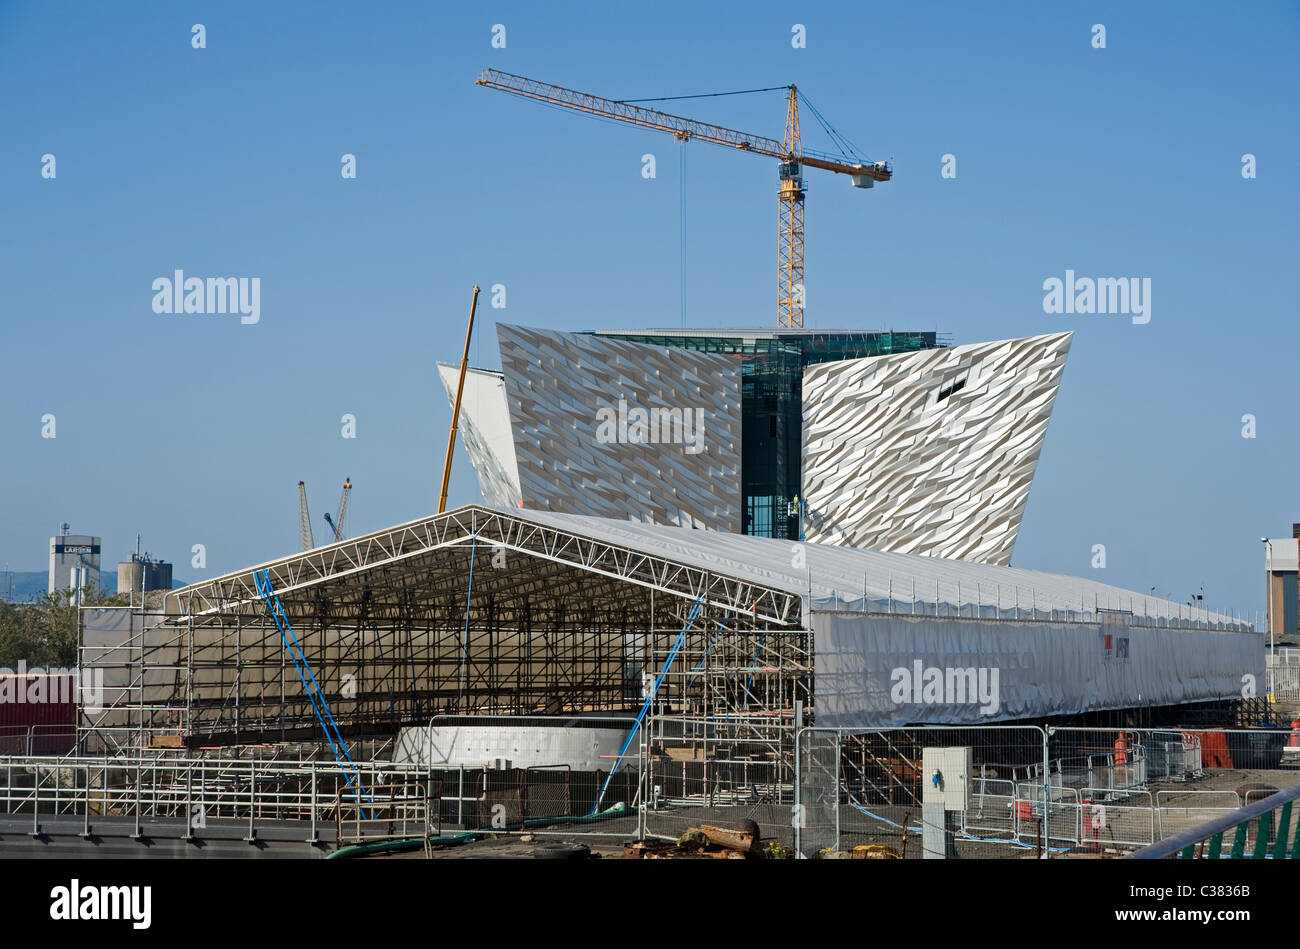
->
[797,90,870,165]
[679,139,687,327]
[611,84,795,330]
[614,84,791,104]
[617,84,875,167]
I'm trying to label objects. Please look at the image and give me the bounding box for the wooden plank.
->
[697,823,757,852]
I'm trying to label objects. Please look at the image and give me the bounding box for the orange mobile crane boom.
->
[475,69,891,328]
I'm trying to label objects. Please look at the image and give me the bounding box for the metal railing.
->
[335,780,433,845]
[0,725,77,757]
[1267,650,1300,700]
[4,721,1299,857]
[795,724,1053,858]
[0,753,435,843]
[792,725,1300,858]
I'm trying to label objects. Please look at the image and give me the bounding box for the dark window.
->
[937,377,966,402]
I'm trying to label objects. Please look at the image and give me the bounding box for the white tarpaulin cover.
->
[514,509,1250,631]
[813,612,1265,727]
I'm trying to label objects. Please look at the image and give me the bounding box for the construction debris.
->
[815,844,903,860]
[624,821,763,860]
[697,823,759,853]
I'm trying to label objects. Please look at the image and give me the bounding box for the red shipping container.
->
[0,672,77,755]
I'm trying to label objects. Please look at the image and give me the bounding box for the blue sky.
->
[0,1,1296,620]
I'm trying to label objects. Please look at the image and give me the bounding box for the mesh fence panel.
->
[797,725,1050,858]
[643,744,795,852]
[1054,727,1300,854]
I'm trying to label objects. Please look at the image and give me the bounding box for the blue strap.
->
[255,570,369,810]
[592,594,705,814]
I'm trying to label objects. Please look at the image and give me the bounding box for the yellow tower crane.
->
[475,70,891,328]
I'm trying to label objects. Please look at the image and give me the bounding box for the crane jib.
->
[475,68,891,328]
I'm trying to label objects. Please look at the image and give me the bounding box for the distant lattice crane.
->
[298,481,314,551]
[323,478,351,543]
[298,478,351,548]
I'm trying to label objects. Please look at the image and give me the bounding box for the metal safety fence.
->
[335,780,434,848]
[1134,778,1300,859]
[1268,649,1300,702]
[794,725,1300,858]
[4,722,1299,857]
[0,753,433,844]
[642,716,795,852]
[796,725,1053,858]
[0,725,77,756]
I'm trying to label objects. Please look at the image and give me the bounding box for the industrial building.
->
[440,325,1070,564]
[48,524,100,598]
[116,554,173,598]
[1264,526,1299,643]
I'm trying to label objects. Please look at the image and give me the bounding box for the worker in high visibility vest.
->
[1114,732,1129,765]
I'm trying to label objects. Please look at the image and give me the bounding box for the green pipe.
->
[523,800,628,829]
[326,832,477,860]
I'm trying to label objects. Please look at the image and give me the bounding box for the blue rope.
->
[459,535,478,710]
[255,570,369,810]
[684,611,734,690]
[742,631,768,710]
[592,594,705,814]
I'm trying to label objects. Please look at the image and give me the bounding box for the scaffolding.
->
[78,506,812,763]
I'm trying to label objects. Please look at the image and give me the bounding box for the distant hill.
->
[1,571,50,603]
[1,570,186,603]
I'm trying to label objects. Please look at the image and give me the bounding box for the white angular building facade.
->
[801,332,1072,566]
[440,325,1071,565]
[442,325,743,530]
[436,364,521,509]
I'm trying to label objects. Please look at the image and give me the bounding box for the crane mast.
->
[778,86,805,328]
[335,478,351,540]
[324,478,351,543]
[299,478,351,549]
